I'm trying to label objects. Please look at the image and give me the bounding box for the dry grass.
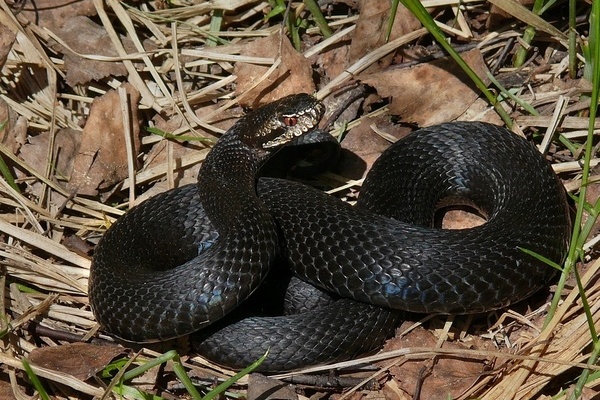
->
[0,0,598,399]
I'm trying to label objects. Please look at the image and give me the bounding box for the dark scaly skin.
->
[89,94,325,341]
[90,95,571,372]
[259,123,571,314]
[194,124,571,371]
[194,300,400,372]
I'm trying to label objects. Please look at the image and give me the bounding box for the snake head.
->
[239,94,325,151]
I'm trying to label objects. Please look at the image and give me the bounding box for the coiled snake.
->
[89,94,571,372]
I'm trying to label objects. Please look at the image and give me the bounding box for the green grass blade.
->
[202,351,268,400]
[0,155,18,192]
[171,354,202,400]
[572,264,598,343]
[22,359,50,400]
[486,0,565,67]
[518,247,563,272]
[121,350,177,381]
[486,71,539,116]
[569,340,600,399]
[575,197,600,256]
[112,384,165,399]
[304,0,332,38]
[146,127,215,144]
[207,9,224,47]
[544,0,599,331]
[568,0,578,79]
[265,0,286,20]
[100,357,131,379]
[386,0,401,42]
[0,120,17,191]
[548,2,600,397]
[118,351,202,399]
[399,0,513,127]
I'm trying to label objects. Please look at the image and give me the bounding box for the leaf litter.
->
[0,0,598,399]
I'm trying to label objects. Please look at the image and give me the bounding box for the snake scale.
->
[89,94,571,372]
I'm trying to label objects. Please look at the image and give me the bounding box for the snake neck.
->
[197,93,325,235]
[198,131,266,234]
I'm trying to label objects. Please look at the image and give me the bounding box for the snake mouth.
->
[262,104,325,149]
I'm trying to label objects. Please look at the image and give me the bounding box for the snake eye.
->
[283,116,298,126]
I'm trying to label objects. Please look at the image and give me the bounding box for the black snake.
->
[89,94,571,372]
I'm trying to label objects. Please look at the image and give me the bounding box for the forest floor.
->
[0,0,598,399]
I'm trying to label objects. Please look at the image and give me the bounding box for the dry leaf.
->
[18,0,97,32]
[19,129,81,182]
[385,328,487,399]
[382,379,411,400]
[50,16,129,86]
[0,373,17,400]
[68,83,141,195]
[339,115,411,178]
[17,127,80,208]
[247,374,298,400]
[0,97,27,154]
[29,342,126,381]
[234,33,315,108]
[0,23,16,69]
[361,49,491,126]
[318,44,351,82]
[348,1,421,72]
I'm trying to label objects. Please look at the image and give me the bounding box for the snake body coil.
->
[89,94,571,372]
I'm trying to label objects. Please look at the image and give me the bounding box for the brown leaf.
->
[0,23,16,70]
[0,368,24,400]
[247,374,298,400]
[29,342,126,381]
[318,44,351,82]
[348,1,421,72]
[384,328,487,399]
[68,84,141,195]
[0,372,17,400]
[16,129,80,204]
[382,379,411,400]
[338,115,412,178]
[234,33,315,108]
[19,129,81,181]
[18,0,97,32]
[361,49,491,126]
[50,16,129,86]
[0,97,27,154]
